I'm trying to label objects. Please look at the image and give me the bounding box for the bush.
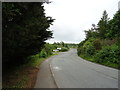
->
[86,45,96,55]
[83,38,96,55]
[93,39,102,50]
[44,43,53,56]
[61,47,69,52]
[95,44,119,64]
[77,47,81,55]
[39,49,47,58]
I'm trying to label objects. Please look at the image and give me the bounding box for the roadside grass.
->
[3,53,58,88]
[79,54,119,69]
[11,75,29,88]
[26,53,58,68]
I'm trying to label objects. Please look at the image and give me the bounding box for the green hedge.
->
[61,47,69,52]
[95,44,119,64]
[39,43,53,58]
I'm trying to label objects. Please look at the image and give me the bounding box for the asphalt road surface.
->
[34,56,57,88]
[50,48,118,88]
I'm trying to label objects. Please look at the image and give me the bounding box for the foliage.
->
[97,10,109,39]
[84,29,98,39]
[77,10,120,69]
[77,46,84,55]
[2,2,54,67]
[83,38,96,55]
[39,49,47,58]
[51,41,74,52]
[61,47,69,52]
[107,10,120,38]
[84,10,120,39]
[3,47,55,88]
[78,40,86,47]
[95,44,119,64]
[93,39,102,50]
[77,38,96,56]
[53,41,77,49]
[39,43,53,58]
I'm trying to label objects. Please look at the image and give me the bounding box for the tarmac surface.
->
[35,48,119,88]
[50,49,118,88]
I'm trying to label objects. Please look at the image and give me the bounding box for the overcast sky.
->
[44,0,120,44]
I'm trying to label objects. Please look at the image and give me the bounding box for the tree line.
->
[77,10,120,69]
[2,2,54,68]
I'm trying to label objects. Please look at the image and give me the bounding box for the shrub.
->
[61,47,69,52]
[95,44,119,64]
[93,39,102,50]
[86,45,96,55]
[77,46,87,55]
[44,44,53,56]
[100,39,118,46]
[83,38,96,55]
[39,49,47,58]
[77,47,82,55]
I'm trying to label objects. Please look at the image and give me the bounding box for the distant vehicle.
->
[53,49,59,52]
[57,48,61,50]
[53,48,61,52]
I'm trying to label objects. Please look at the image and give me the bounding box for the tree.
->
[107,10,120,38]
[84,24,98,39]
[2,2,54,67]
[97,10,109,38]
[60,41,65,47]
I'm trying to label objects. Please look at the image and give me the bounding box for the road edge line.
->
[49,62,60,88]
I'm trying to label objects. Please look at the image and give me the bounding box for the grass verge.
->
[3,53,57,88]
[79,54,119,69]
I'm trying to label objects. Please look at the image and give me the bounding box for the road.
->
[50,48,119,88]
[34,56,57,88]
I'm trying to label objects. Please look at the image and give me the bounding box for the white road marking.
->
[53,66,62,71]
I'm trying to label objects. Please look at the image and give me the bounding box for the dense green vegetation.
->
[53,41,77,48]
[52,41,69,52]
[3,43,57,88]
[77,10,120,69]
[2,2,54,68]
[2,2,55,88]
[3,42,70,88]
